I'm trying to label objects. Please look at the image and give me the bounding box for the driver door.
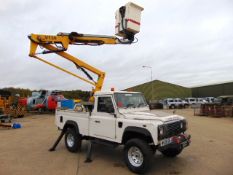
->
[89,96,116,139]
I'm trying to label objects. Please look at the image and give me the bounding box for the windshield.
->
[114,93,148,108]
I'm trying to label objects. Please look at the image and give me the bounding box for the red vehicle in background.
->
[27,90,65,112]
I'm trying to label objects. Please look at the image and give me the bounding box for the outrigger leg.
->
[85,140,93,163]
[49,130,65,151]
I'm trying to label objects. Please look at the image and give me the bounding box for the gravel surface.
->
[0,109,232,175]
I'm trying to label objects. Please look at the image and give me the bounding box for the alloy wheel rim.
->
[67,133,75,147]
[128,146,144,167]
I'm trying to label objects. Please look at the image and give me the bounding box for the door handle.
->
[95,120,100,123]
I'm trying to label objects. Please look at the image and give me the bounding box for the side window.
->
[97,97,114,113]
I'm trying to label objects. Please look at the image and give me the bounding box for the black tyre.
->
[38,108,45,113]
[65,128,82,152]
[124,138,153,174]
[170,105,175,109]
[161,147,182,157]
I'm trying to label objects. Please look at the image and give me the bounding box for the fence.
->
[194,104,233,117]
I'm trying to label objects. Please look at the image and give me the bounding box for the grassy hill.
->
[125,80,191,101]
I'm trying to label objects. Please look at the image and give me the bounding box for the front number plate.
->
[160,138,172,147]
[181,140,189,148]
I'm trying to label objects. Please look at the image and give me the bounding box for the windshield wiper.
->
[126,104,136,108]
[137,103,145,108]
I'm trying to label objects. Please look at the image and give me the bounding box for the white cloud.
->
[0,0,233,91]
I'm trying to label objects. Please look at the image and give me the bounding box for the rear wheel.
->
[65,128,82,152]
[124,138,153,174]
[161,147,182,157]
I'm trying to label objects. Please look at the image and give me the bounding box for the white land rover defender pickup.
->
[54,91,191,174]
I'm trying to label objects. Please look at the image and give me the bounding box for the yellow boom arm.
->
[28,32,130,101]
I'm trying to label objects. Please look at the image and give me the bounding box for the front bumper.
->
[158,133,191,151]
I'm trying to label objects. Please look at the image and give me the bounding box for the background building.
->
[192,82,233,97]
[126,80,233,101]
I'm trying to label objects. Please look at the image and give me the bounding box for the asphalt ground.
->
[0,108,233,175]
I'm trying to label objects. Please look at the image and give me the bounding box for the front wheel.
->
[124,139,153,174]
[161,147,182,157]
[65,128,82,152]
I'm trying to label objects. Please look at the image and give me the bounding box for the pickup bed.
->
[55,91,191,174]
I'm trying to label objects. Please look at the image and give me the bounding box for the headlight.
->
[158,125,164,135]
[180,122,183,129]
[158,125,166,139]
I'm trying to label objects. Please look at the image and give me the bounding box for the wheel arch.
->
[63,120,79,134]
[122,126,154,144]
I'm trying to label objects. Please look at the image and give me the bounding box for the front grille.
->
[158,120,186,140]
[166,121,184,137]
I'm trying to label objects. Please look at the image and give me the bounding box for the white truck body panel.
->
[56,109,89,136]
[89,111,116,139]
[55,91,186,146]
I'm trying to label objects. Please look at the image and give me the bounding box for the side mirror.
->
[110,112,117,118]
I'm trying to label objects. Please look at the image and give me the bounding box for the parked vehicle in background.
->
[27,90,65,112]
[196,98,207,104]
[205,97,215,103]
[163,98,186,109]
[148,100,163,109]
[163,98,176,109]
[174,98,186,108]
[185,98,196,105]
[182,100,189,108]
[214,95,233,105]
